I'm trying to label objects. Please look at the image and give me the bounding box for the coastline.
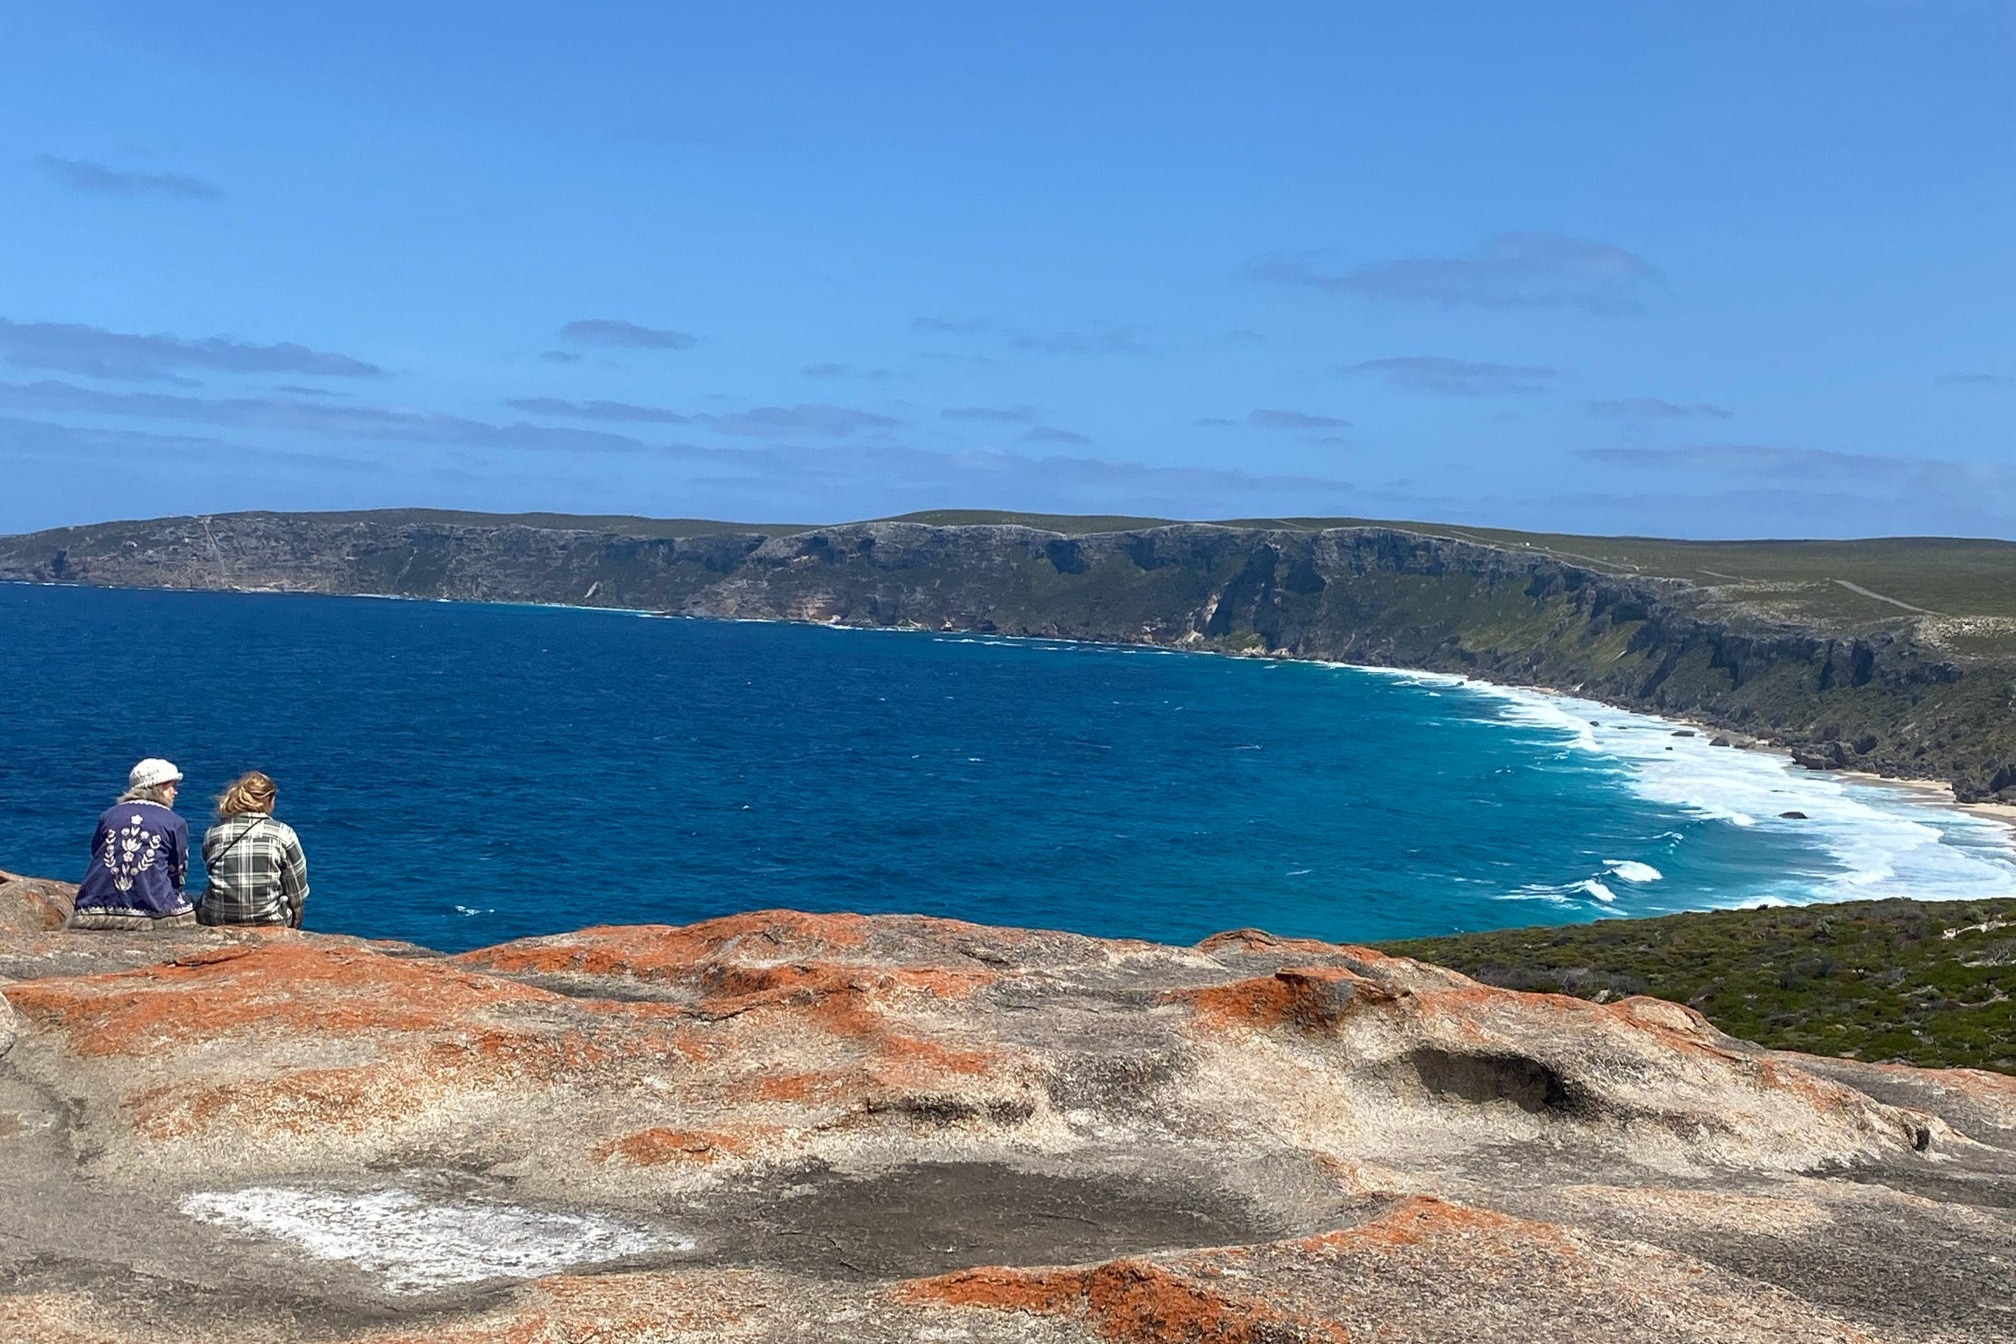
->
[1242,643,2016,849]
[13,576,2016,859]
[1460,674,2016,848]
[1837,770,2016,834]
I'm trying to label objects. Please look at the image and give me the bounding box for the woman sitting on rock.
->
[198,772,310,929]
[69,758,194,931]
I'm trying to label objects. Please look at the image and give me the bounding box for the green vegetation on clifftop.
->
[1383,897,2016,1073]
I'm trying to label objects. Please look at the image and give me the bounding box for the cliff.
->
[6,509,2016,798]
[0,872,2011,1341]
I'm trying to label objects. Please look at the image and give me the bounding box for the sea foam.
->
[1410,674,2016,909]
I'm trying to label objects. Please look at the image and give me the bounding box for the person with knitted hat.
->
[69,759,195,931]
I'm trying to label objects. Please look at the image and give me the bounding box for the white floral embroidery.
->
[103,812,167,893]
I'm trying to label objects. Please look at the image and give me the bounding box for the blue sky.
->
[3,1,2013,538]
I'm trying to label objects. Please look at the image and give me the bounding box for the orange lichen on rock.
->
[591,1126,757,1166]
[726,1036,1015,1118]
[1178,966,1393,1032]
[4,941,558,1058]
[130,1066,393,1139]
[899,1259,1350,1343]
[894,1265,1083,1315]
[1604,994,1718,1038]
[124,1019,640,1141]
[870,1032,999,1078]
[454,910,1070,1005]
[1303,1194,1575,1256]
[1197,929,1469,982]
[0,873,76,932]
[449,912,866,982]
[1196,928,1373,960]
[901,1199,1577,1343]
[1857,1059,2016,1105]
[688,961,992,1035]
[733,1068,854,1104]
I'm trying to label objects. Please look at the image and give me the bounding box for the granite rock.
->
[0,898,2010,1341]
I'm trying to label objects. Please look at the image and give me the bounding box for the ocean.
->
[4,582,2013,954]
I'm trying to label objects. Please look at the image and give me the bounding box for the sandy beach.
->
[1837,770,2016,837]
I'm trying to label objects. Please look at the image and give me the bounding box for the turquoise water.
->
[4,583,2013,954]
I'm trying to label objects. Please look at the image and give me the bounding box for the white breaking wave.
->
[181,1187,679,1294]
[1504,884,1580,907]
[1604,860,1663,884]
[1360,671,2016,908]
[1576,878,1619,904]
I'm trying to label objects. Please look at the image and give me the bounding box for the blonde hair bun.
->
[218,772,278,817]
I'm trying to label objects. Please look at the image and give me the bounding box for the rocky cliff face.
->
[0,874,2012,1341]
[5,511,2015,796]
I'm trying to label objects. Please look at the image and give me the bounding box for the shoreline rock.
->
[1,882,2011,1341]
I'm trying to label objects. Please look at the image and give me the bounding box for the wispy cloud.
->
[1008,324,1149,356]
[800,362,895,380]
[1574,446,2016,536]
[1341,356,1555,397]
[1577,444,2015,489]
[0,416,379,473]
[633,441,1363,524]
[1023,427,1092,445]
[0,318,382,384]
[0,379,647,454]
[1587,397,1731,420]
[1939,372,2016,388]
[911,316,993,334]
[539,350,584,365]
[558,319,701,350]
[2,415,226,458]
[941,404,1038,422]
[698,403,902,438]
[35,154,219,200]
[1196,409,1353,431]
[1251,233,1658,314]
[506,397,692,424]
[1,404,1383,529]
[1247,409,1351,431]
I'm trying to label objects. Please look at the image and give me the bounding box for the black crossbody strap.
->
[208,815,267,867]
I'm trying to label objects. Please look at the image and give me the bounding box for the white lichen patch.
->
[180,1186,682,1293]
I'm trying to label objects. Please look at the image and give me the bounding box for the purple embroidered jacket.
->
[74,801,191,918]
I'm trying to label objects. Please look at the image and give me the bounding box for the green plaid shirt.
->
[199,814,309,926]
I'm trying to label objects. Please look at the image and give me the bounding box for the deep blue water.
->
[4,583,2013,953]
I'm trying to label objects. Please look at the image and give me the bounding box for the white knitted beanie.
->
[128,758,184,790]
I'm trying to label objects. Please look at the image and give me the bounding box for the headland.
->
[7,508,2016,812]
[7,510,2016,1339]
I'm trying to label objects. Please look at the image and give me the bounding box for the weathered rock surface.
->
[0,869,76,932]
[0,876,2010,1342]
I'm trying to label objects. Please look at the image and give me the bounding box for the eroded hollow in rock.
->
[1402,1048,1581,1116]
[701,1162,1283,1279]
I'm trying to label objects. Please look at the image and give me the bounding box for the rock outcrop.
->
[0,877,2010,1342]
[6,511,2014,797]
